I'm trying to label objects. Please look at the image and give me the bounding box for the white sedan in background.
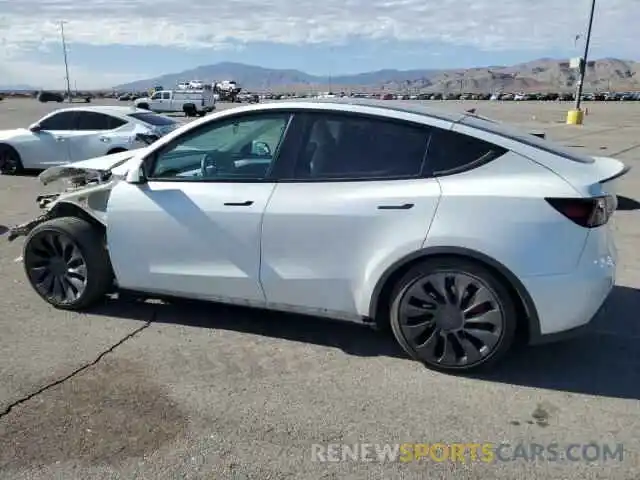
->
[0,106,180,174]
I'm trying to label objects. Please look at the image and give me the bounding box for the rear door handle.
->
[377,203,414,210]
[224,200,254,206]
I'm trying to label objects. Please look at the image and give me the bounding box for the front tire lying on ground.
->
[389,257,517,373]
[23,217,114,310]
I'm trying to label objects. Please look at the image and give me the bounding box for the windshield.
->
[460,115,595,164]
[128,112,178,127]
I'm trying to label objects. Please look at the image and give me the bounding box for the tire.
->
[183,104,196,117]
[389,257,517,373]
[23,217,114,310]
[0,144,24,175]
[137,103,149,110]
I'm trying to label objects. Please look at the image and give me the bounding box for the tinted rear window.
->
[426,127,507,175]
[460,115,595,164]
[128,112,177,126]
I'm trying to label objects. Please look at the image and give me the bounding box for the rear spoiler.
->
[600,164,631,184]
[463,110,546,139]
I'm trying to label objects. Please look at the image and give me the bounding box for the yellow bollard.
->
[566,109,584,125]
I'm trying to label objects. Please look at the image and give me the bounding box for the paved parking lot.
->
[1,98,639,479]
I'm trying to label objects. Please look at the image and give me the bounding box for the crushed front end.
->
[6,166,117,242]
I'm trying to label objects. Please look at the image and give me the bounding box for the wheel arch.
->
[48,201,106,234]
[0,142,22,159]
[368,246,540,343]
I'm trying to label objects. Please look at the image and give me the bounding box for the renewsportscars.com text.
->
[311,442,624,463]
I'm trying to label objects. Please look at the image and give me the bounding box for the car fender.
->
[0,130,33,163]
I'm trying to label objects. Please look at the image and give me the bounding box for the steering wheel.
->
[200,152,219,177]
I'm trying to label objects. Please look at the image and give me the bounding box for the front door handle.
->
[224,200,254,206]
[55,136,65,142]
[377,203,414,210]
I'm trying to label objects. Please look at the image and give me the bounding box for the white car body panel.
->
[55,148,140,171]
[424,151,590,277]
[5,128,73,167]
[260,179,442,319]
[107,181,276,304]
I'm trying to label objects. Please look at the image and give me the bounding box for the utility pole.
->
[574,0,596,111]
[60,21,73,102]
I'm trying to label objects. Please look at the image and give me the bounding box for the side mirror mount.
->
[127,166,147,184]
[29,123,42,133]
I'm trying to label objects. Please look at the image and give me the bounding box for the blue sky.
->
[0,0,637,89]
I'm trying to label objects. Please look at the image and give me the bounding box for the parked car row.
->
[266,91,640,102]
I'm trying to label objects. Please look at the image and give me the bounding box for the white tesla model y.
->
[7,99,625,372]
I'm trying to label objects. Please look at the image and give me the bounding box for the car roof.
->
[50,105,150,117]
[209,98,595,164]
[260,98,467,123]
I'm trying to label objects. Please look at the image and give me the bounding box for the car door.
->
[259,111,445,319]
[23,111,77,167]
[149,91,163,111]
[106,111,293,304]
[67,111,128,161]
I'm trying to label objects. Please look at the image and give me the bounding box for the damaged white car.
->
[7,99,625,373]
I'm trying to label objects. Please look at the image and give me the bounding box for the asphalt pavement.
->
[0,98,639,479]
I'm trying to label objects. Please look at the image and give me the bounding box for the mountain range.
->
[2,58,638,93]
[113,58,640,93]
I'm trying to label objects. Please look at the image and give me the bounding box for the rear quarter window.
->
[425,127,508,176]
[460,115,595,164]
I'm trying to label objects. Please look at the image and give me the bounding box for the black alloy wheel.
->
[390,258,517,372]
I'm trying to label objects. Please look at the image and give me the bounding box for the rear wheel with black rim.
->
[23,217,114,310]
[0,145,24,175]
[389,257,517,373]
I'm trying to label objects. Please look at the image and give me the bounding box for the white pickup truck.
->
[134,89,216,117]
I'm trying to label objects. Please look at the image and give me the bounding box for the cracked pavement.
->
[1,99,639,479]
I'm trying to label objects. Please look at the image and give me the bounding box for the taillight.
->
[545,195,616,228]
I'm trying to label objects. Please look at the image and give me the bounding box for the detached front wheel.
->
[389,257,517,373]
[23,217,114,310]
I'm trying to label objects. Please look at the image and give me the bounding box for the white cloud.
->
[0,59,147,90]
[0,0,636,87]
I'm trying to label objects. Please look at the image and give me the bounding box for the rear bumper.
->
[524,228,616,344]
[528,289,612,345]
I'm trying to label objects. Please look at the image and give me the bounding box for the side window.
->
[148,113,291,181]
[151,92,161,100]
[76,112,126,131]
[162,92,171,100]
[426,128,508,175]
[292,113,429,180]
[39,111,78,130]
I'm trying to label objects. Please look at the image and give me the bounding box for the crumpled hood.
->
[38,149,142,185]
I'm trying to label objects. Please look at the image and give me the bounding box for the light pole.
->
[574,0,596,112]
[60,21,73,102]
